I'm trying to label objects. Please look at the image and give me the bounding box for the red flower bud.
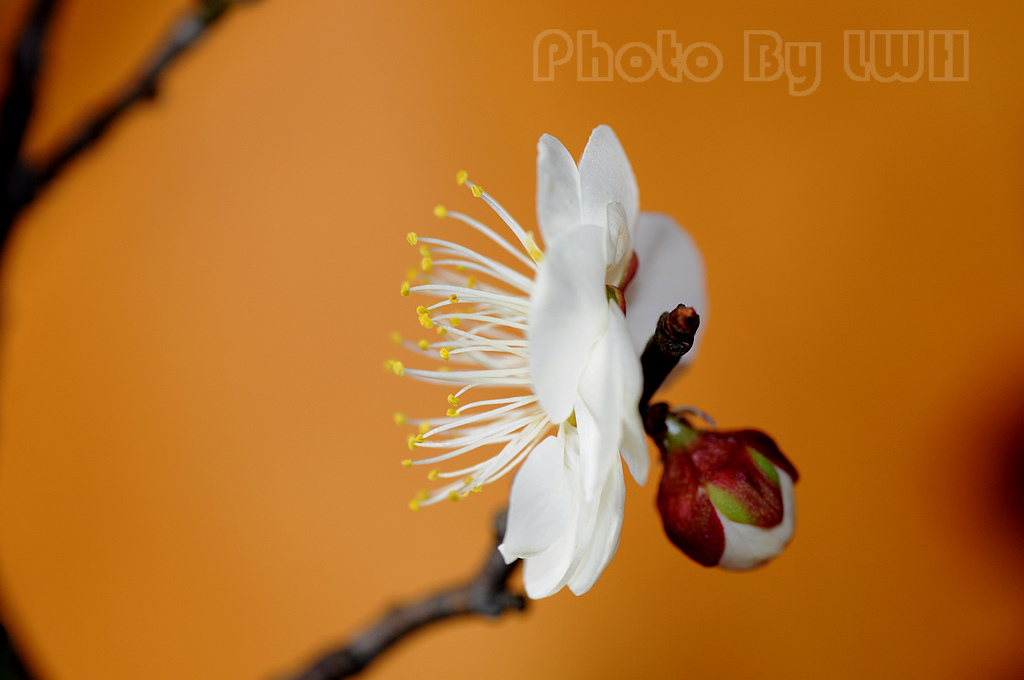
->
[649,406,799,569]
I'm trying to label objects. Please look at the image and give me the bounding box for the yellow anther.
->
[393,412,406,425]
[409,489,428,511]
[418,313,434,329]
[471,184,483,198]
[446,408,458,418]
[419,245,431,258]
[463,477,474,485]
[471,486,482,493]
[420,257,433,272]
[448,490,461,502]
[418,421,430,434]
[401,458,413,467]
[406,232,418,245]
[447,394,459,407]
[405,267,418,281]
[466,276,476,288]
[417,339,429,350]
[416,305,428,314]
[390,332,403,344]
[433,204,447,218]
[456,170,468,185]
[435,326,448,335]
[448,294,459,304]
[455,264,466,272]
[525,231,544,263]
[407,433,424,450]
[390,361,405,377]
[428,469,440,481]
[400,281,411,296]
[439,348,451,361]
[451,318,461,327]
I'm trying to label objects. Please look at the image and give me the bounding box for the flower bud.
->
[647,404,799,570]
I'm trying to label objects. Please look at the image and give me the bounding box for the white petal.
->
[606,302,648,486]
[536,134,582,247]
[522,538,574,599]
[519,429,582,598]
[617,377,649,486]
[575,302,643,499]
[717,469,796,570]
[529,223,609,423]
[498,436,571,562]
[579,126,639,237]
[624,212,707,370]
[567,460,626,595]
[571,395,609,503]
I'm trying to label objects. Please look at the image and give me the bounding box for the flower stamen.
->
[394,173,554,507]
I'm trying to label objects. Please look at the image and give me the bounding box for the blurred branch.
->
[0,621,33,680]
[0,0,60,243]
[280,510,525,680]
[0,0,257,248]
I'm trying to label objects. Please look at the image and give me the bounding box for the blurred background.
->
[0,0,1022,678]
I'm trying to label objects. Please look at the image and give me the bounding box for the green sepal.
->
[747,447,780,485]
[665,415,697,450]
[706,484,754,524]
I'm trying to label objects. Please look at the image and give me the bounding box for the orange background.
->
[0,1,1022,679]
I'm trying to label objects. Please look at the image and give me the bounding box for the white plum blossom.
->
[389,126,705,598]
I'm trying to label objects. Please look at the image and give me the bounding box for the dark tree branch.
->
[0,0,60,239]
[280,510,525,680]
[639,304,700,411]
[0,0,255,247]
[0,621,33,680]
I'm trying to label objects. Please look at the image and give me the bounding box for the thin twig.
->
[0,0,60,237]
[0,0,254,245]
[281,510,525,680]
[639,304,700,410]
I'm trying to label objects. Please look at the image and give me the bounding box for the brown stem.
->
[279,510,525,680]
[639,304,700,410]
